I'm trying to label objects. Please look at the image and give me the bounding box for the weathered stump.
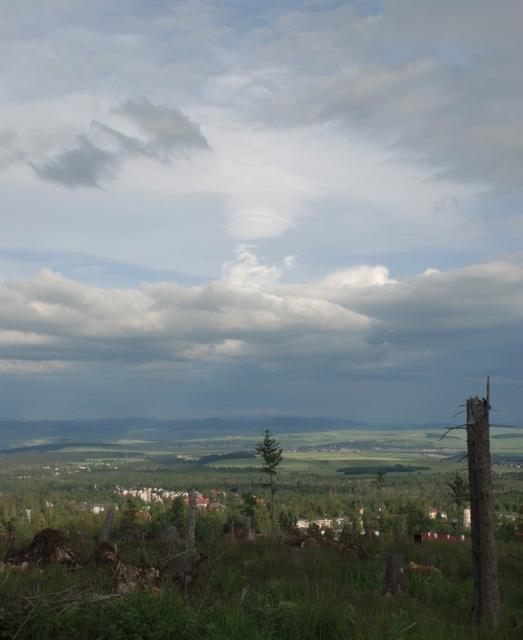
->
[5,528,81,567]
[163,525,178,556]
[243,514,256,541]
[385,554,406,596]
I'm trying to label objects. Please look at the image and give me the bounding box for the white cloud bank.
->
[1,255,520,382]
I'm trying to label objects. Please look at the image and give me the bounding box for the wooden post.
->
[385,554,406,596]
[466,385,501,625]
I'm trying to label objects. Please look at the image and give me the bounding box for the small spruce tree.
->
[254,429,283,536]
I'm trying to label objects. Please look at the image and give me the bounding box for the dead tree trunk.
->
[243,514,256,541]
[100,509,115,542]
[163,525,178,556]
[229,517,235,542]
[385,554,406,596]
[186,492,197,552]
[466,389,501,625]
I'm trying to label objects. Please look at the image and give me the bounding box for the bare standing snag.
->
[466,381,501,625]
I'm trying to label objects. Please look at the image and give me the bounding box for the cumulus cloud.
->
[316,259,523,374]
[0,254,520,382]
[320,265,396,288]
[222,245,288,290]
[0,262,372,374]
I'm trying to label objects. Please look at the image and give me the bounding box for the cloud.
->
[0,1,520,421]
[320,265,397,288]
[205,127,320,241]
[115,98,210,159]
[2,1,521,196]
[0,128,17,169]
[0,253,520,382]
[90,121,151,159]
[0,259,367,371]
[0,360,70,375]
[18,99,210,188]
[313,259,523,381]
[222,245,291,290]
[29,134,119,188]
[237,0,523,194]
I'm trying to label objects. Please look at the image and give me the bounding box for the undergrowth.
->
[0,536,521,639]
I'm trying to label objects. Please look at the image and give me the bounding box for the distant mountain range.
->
[0,415,451,452]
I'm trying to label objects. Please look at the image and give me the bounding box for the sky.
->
[0,0,522,425]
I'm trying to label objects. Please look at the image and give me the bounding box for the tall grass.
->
[0,535,521,639]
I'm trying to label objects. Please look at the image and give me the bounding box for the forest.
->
[0,422,522,639]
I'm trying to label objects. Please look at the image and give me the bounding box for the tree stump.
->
[163,525,178,556]
[243,514,256,541]
[385,554,406,596]
[6,528,81,567]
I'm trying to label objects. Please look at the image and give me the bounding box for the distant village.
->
[62,483,475,540]
[18,460,491,538]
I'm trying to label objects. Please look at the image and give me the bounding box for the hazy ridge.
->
[0,415,451,452]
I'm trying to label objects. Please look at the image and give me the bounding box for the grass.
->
[0,534,522,639]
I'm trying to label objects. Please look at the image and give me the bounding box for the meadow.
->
[0,524,522,639]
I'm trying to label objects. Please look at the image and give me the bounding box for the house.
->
[421,531,465,542]
[92,504,107,514]
[184,496,210,508]
[208,503,226,510]
[77,502,119,514]
[428,507,447,520]
[295,518,334,533]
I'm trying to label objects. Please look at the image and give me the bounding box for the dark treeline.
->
[197,451,256,465]
[336,464,431,474]
[0,442,123,455]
